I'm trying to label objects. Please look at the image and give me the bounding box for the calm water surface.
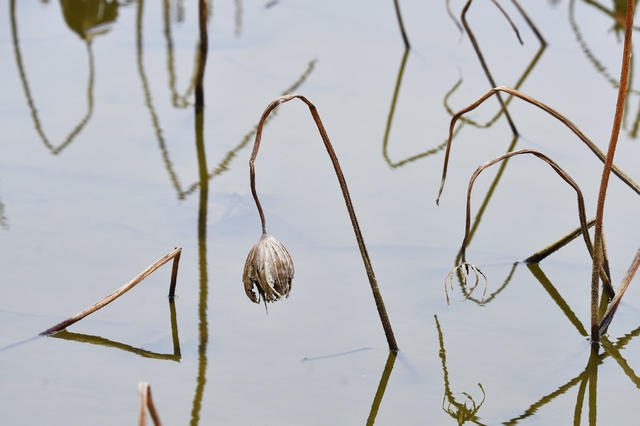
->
[1,0,640,424]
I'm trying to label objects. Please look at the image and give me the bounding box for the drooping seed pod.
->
[243,234,294,305]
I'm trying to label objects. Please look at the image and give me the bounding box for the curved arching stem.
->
[249,94,398,352]
[436,86,640,204]
[458,149,613,296]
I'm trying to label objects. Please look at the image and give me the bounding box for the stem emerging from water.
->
[249,94,398,352]
[591,0,634,343]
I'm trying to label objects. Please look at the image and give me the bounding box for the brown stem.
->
[525,219,595,263]
[510,0,547,45]
[591,0,635,343]
[599,249,640,336]
[194,0,208,110]
[249,94,398,352]
[40,248,182,336]
[138,382,163,426]
[393,0,410,49]
[458,149,613,295]
[436,86,640,204]
[461,0,519,136]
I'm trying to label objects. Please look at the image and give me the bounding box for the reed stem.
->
[590,0,635,343]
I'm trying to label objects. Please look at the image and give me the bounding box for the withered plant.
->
[243,94,398,352]
[438,0,640,343]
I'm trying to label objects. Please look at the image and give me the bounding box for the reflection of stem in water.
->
[0,198,7,230]
[393,0,410,49]
[527,264,589,336]
[234,0,242,37]
[435,315,486,425]
[163,0,198,108]
[191,2,209,423]
[504,322,640,425]
[569,0,640,138]
[50,300,181,361]
[461,0,519,136]
[138,12,315,200]
[10,0,95,155]
[443,43,546,129]
[381,48,449,168]
[365,351,397,426]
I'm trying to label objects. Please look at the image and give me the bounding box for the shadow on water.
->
[50,298,182,361]
[0,196,7,230]
[435,315,486,425]
[136,0,315,199]
[9,0,120,154]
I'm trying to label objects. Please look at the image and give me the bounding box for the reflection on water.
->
[435,315,486,425]
[50,298,182,361]
[137,0,316,198]
[569,0,640,138]
[190,1,209,424]
[381,48,449,168]
[163,0,198,108]
[366,351,397,426]
[0,197,7,230]
[9,0,107,154]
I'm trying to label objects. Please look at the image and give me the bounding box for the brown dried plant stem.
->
[591,0,635,343]
[462,0,521,136]
[437,86,640,203]
[194,0,208,109]
[599,249,640,336]
[457,149,614,296]
[249,94,398,352]
[525,219,595,263]
[138,382,163,426]
[40,248,182,336]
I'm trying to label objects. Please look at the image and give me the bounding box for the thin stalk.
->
[393,0,410,49]
[510,0,547,45]
[437,86,640,204]
[525,219,595,263]
[599,249,640,336]
[194,0,208,110]
[138,382,163,426]
[591,0,635,342]
[40,248,182,336]
[249,94,398,352]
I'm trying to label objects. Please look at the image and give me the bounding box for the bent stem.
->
[436,86,640,204]
[456,149,613,296]
[249,94,398,352]
[393,0,410,49]
[40,248,182,336]
[599,249,640,336]
[525,219,595,263]
[591,0,635,343]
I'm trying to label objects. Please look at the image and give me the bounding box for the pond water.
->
[1,0,640,424]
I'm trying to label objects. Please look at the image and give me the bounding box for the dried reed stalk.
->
[599,249,640,336]
[194,0,208,109]
[393,0,410,49]
[40,248,182,336]
[591,0,635,342]
[249,94,398,352]
[455,149,613,297]
[436,86,640,204]
[462,0,522,136]
[525,219,595,263]
[510,0,546,45]
[138,382,162,426]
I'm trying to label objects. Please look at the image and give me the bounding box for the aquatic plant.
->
[244,94,398,352]
[138,382,162,426]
